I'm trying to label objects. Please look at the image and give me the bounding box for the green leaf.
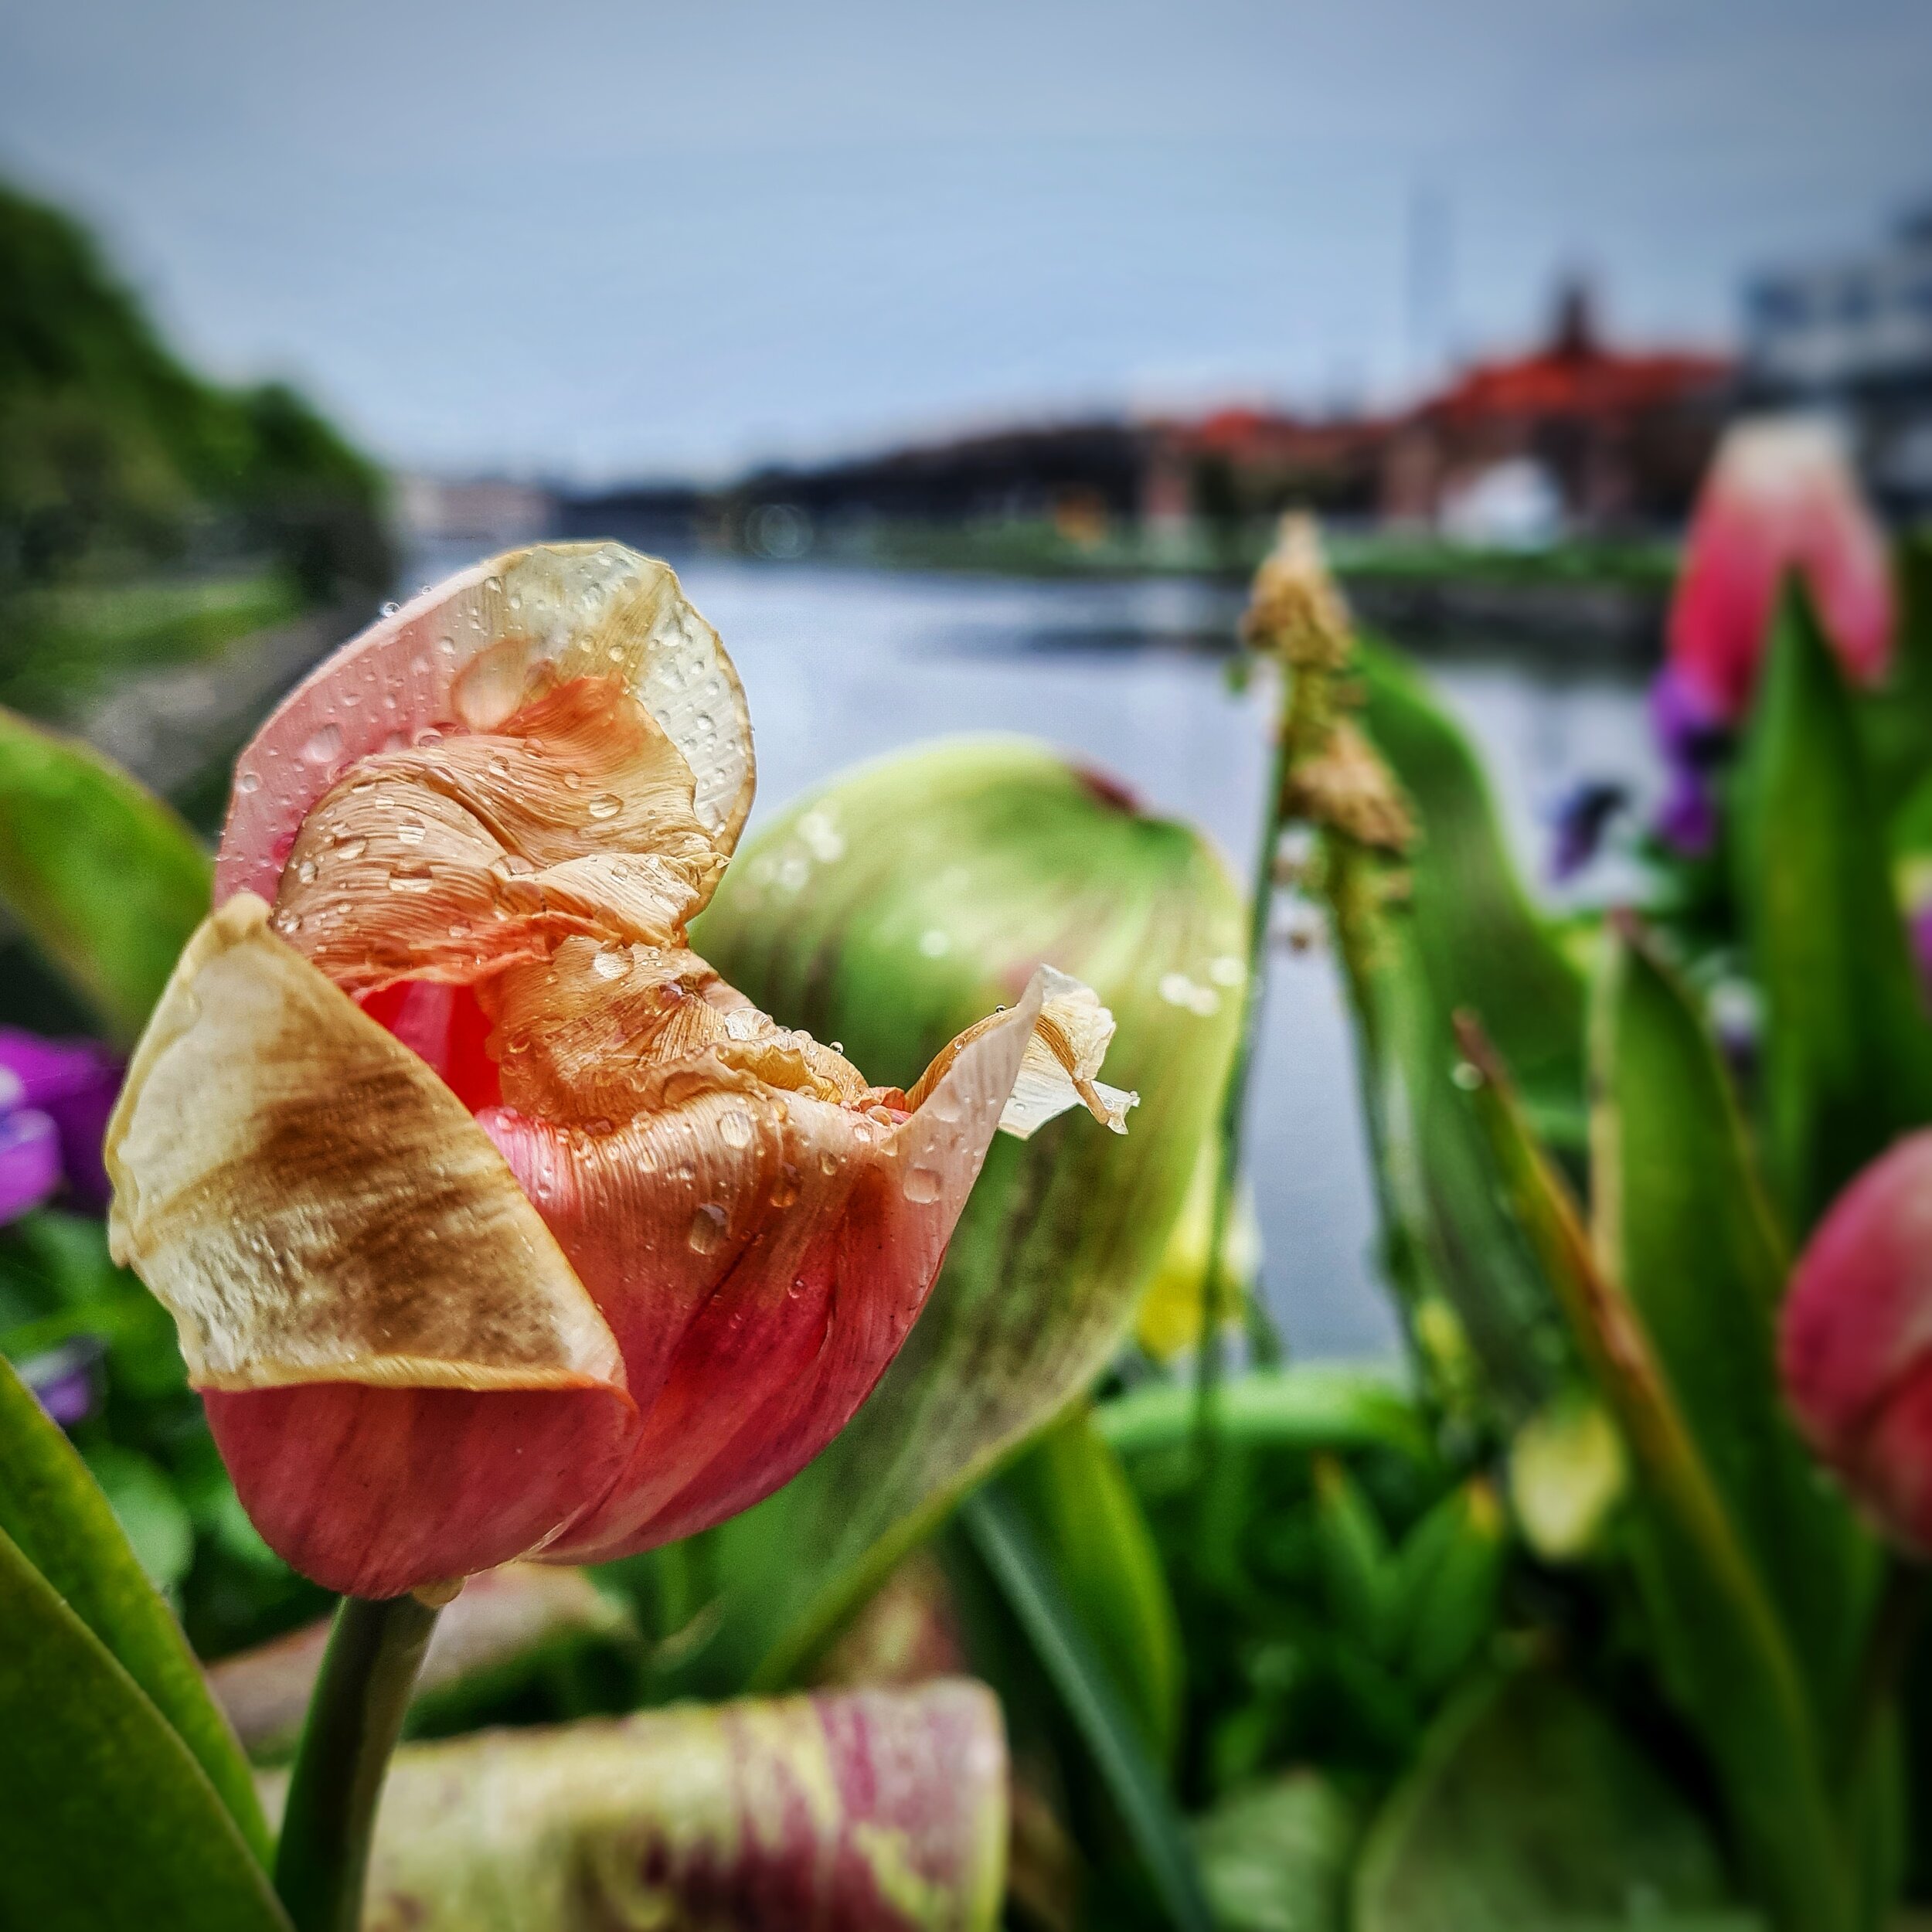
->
[1354,1668,1741,1932]
[1094,1363,1430,1464]
[671,740,1243,1689]
[1311,1454,1395,1651]
[1736,580,1932,1229]
[262,1679,1005,1931]
[83,1444,196,1594]
[1328,842,1567,1411]
[0,1525,289,1931]
[0,706,211,1044]
[0,1353,269,1859]
[1192,1771,1359,1932]
[1354,638,1587,1145]
[962,1481,1213,1932]
[1386,1478,1507,1699]
[998,1405,1183,1762]
[1454,1022,1853,1932]
[1590,921,1878,1736]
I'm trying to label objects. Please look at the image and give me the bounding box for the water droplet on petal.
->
[380,600,400,617]
[772,1162,802,1207]
[236,768,262,795]
[395,820,427,845]
[413,726,444,750]
[295,858,318,884]
[388,865,436,894]
[301,723,344,767]
[586,792,622,821]
[818,1150,839,1176]
[590,947,628,981]
[687,1202,728,1255]
[335,835,368,861]
[902,1164,943,1204]
[718,1108,753,1150]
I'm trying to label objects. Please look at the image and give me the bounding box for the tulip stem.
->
[273,1591,443,1932]
[1194,668,1296,1458]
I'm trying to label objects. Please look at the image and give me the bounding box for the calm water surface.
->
[668,560,1662,1361]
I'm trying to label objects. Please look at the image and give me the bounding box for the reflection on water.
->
[423,549,1662,1358]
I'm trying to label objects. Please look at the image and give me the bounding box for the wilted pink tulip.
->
[1668,415,1894,725]
[107,545,1133,1598]
[1780,1129,1932,1553]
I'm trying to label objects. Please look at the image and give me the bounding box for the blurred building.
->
[1378,284,1730,535]
[1743,209,1932,512]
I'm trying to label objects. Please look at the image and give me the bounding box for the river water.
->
[658,559,1662,1360]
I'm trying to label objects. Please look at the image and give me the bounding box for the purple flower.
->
[0,1030,122,1217]
[1649,665,1734,856]
[1548,780,1628,883]
[19,1338,104,1428]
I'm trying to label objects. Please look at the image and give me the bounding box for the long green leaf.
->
[1355,638,1587,1144]
[670,741,1242,1689]
[0,1526,289,1931]
[1591,922,1878,1736]
[1736,581,1932,1230]
[0,706,211,1044]
[999,1405,1183,1762]
[962,1482,1213,1932]
[1455,1019,1852,1931]
[1328,840,1566,1411]
[0,1352,269,1857]
[1355,1669,1740,1932]
[1095,1364,1430,1464]
[1320,642,1588,1410]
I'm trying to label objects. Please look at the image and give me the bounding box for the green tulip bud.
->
[688,736,1243,1679]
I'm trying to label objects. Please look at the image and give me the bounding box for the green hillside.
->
[0,182,390,713]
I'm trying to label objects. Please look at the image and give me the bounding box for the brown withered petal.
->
[104,893,625,1397]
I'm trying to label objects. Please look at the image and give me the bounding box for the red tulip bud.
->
[1668,416,1893,724]
[1780,1129,1932,1553]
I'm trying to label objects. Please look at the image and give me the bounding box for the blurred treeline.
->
[0,181,391,720]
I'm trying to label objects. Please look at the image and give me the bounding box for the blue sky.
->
[2,0,1927,480]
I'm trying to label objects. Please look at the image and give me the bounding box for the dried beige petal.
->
[906,965,1138,1141]
[105,894,623,1395]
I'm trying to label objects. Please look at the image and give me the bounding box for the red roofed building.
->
[1381,284,1732,532]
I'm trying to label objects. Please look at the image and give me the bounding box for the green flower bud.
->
[689,736,1243,1675]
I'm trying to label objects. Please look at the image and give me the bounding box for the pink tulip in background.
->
[1651,416,1896,851]
[1780,1130,1932,1554]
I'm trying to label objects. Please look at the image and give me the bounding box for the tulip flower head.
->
[1654,417,1893,852]
[1780,1129,1932,1555]
[107,545,1134,1597]
[1668,415,1893,725]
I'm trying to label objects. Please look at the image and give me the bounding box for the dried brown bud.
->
[1284,720,1415,853]
[1241,512,1354,669]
